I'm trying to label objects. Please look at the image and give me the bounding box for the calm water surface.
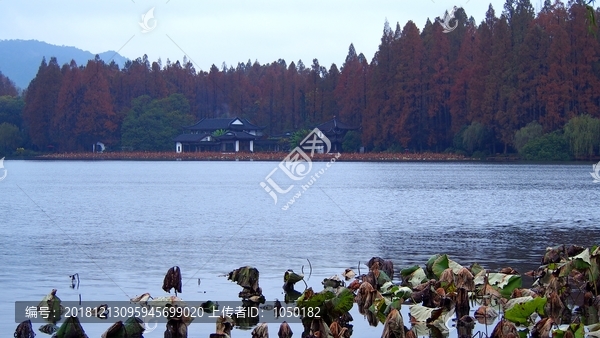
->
[1,160,598,337]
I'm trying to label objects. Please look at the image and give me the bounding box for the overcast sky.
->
[0,0,536,72]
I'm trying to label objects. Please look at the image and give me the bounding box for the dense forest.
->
[1,0,600,159]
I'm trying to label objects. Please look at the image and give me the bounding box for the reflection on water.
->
[0,161,598,337]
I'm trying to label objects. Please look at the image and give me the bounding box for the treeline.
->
[1,0,600,158]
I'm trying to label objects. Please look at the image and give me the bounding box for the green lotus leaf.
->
[431,255,450,279]
[498,275,522,298]
[326,288,354,315]
[284,270,304,284]
[401,266,427,288]
[518,329,529,338]
[572,249,591,269]
[553,323,585,338]
[470,263,484,277]
[400,265,420,277]
[376,270,392,286]
[37,291,63,324]
[368,297,388,324]
[123,317,144,334]
[560,249,592,278]
[394,286,413,300]
[297,290,335,309]
[54,316,86,338]
[474,273,522,298]
[379,282,397,295]
[298,287,354,321]
[504,296,546,326]
[426,254,443,279]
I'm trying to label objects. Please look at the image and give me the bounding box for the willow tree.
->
[563,114,600,158]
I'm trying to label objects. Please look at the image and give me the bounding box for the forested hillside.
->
[1,0,600,159]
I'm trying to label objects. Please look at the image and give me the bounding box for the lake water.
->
[1,160,599,337]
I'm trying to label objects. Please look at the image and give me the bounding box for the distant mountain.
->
[0,39,129,90]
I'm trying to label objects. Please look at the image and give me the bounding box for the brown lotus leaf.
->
[381,308,405,338]
[251,322,269,338]
[427,286,442,308]
[356,282,379,312]
[330,322,349,338]
[531,317,555,338]
[413,280,435,292]
[14,320,35,338]
[570,270,586,284]
[100,321,122,338]
[490,319,518,338]
[474,306,498,318]
[511,288,538,298]
[366,309,380,326]
[165,318,187,338]
[278,321,293,338]
[163,266,182,295]
[372,265,381,279]
[457,315,475,328]
[499,267,519,275]
[564,329,575,338]
[216,315,234,335]
[428,307,444,323]
[405,329,417,338]
[363,272,377,289]
[436,288,446,298]
[347,279,361,291]
[457,315,475,338]
[545,291,565,321]
[382,260,394,280]
[310,318,331,338]
[38,324,58,335]
[542,246,564,264]
[479,276,502,305]
[439,268,455,287]
[566,245,585,257]
[367,257,394,280]
[130,293,152,303]
[546,273,566,294]
[343,268,356,280]
[455,268,475,291]
[228,266,261,294]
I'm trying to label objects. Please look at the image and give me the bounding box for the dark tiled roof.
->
[315,117,359,133]
[217,131,257,141]
[173,133,211,142]
[184,117,263,131]
[174,131,257,143]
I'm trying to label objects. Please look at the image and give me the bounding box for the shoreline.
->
[17,151,475,162]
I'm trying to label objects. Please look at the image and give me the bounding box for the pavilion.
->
[314,116,360,152]
[173,117,263,153]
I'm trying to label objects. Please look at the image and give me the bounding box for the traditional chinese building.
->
[314,116,360,152]
[173,117,263,153]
